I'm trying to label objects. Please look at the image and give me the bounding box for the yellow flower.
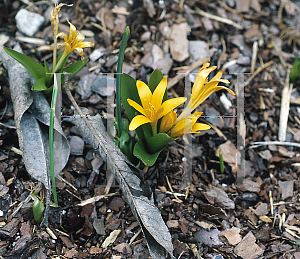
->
[160,111,211,138]
[159,60,235,138]
[176,60,235,123]
[127,77,186,134]
[57,18,94,62]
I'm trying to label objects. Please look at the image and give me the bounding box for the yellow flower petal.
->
[192,123,211,133]
[136,80,152,114]
[159,97,186,118]
[192,65,216,98]
[160,110,177,133]
[129,115,152,131]
[152,77,167,109]
[127,99,147,116]
[170,112,203,137]
[57,18,94,60]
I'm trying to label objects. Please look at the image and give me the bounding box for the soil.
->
[0,0,300,258]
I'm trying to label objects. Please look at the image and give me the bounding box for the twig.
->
[0,122,16,129]
[250,141,300,148]
[165,176,182,203]
[46,227,57,240]
[91,22,107,33]
[77,192,118,207]
[251,41,258,73]
[245,61,274,86]
[291,98,300,105]
[56,175,77,191]
[217,0,240,16]
[195,7,244,30]
[65,189,82,201]
[129,228,142,245]
[278,67,293,141]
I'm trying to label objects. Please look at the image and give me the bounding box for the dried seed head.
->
[50,3,73,36]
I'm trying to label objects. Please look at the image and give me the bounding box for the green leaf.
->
[148,69,168,102]
[32,77,48,91]
[120,129,133,161]
[146,133,173,154]
[290,57,300,83]
[121,73,151,142]
[4,47,45,80]
[32,196,45,224]
[61,59,88,79]
[116,26,130,137]
[133,139,165,166]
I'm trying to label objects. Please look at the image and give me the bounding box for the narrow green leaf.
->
[4,47,45,80]
[31,77,48,91]
[61,59,88,79]
[120,130,133,161]
[290,57,300,83]
[116,26,130,137]
[32,196,45,224]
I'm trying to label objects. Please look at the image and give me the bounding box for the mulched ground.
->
[0,0,300,258]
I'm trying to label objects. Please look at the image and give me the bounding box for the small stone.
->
[140,52,153,67]
[259,150,272,161]
[88,94,102,104]
[141,31,151,41]
[194,228,223,247]
[0,34,9,45]
[151,55,173,75]
[167,220,179,228]
[226,0,235,8]
[237,56,251,66]
[69,136,85,156]
[206,106,224,128]
[249,112,258,122]
[169,22,190,62]
[151,44,164,63]
[189,40,208,62]
[15,9,45,37]
[77,74,97,100]
[91,75,115,96]
[89,47,106,61]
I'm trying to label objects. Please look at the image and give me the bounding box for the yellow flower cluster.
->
[128,61,235,138]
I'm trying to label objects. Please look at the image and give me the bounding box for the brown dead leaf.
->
[234,231,264,259]
[219,229,242,245]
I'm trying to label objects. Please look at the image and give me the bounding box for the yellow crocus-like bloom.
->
[159,61,235,138]
[176,60,235,123]
[127,77,186,135]
[160,111,211,138]
[55,18,94,70]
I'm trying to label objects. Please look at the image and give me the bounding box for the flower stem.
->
[116,26,130,137]
[151,124,157,135]
[52,36,57,71]
[53,51,68,73]
[49,73,58,206]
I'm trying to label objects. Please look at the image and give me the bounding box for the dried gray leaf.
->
[0,44,69,189]
[66,114,174,259]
